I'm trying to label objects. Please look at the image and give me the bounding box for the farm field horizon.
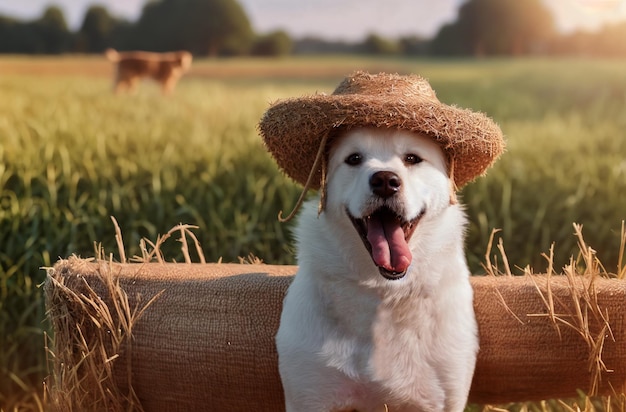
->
[1,55,625,410]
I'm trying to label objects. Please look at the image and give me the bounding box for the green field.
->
[1,56,625,410]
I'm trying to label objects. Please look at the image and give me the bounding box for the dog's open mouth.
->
[348,206,422,280]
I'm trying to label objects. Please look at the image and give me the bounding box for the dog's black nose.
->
[370,171,401,198]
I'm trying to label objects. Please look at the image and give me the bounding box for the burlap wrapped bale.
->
[45,257,626,411]
[45,257,292,412]
[470,274,626,404]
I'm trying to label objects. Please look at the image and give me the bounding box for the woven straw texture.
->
[46,258,626,411]
[258,71,505,190]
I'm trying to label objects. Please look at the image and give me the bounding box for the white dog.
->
[276,127,479,412]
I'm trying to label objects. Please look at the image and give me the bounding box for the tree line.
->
[0,0,290,56]
[0,0,625,57]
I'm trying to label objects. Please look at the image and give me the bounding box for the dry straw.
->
[44,221,203,411]
[44,256,162,412]
[44,220,626,411]
[476,222,626,409]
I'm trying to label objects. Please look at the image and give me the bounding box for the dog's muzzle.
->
[347,171,424,280]
[346,171,424,280]
[348,206,422,280]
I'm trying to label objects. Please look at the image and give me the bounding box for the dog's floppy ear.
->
[448,157,458,205]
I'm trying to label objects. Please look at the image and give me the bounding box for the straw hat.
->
[258,71,504,190]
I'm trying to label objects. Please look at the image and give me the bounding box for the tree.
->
[130,0,254,56]
[430,0,555,56]
[251,30,292,56]
[398,35,429,56]
[593,22,626,57]
[429,22,471,55]
[0,7,70,54]
[360,33,400,55]
[0,16,20,52]
[33,6,70,53]
[76,5,118,52]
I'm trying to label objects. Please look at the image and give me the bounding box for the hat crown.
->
[259,71,504,191]
[332,71,439,102]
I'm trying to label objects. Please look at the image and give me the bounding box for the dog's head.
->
[324,127,452,280]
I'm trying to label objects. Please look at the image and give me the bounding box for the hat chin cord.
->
[448,157,458,205]
[278,131,331,223]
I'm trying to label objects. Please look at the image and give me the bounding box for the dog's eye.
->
[404,154,423,165]
[345,153,363,166]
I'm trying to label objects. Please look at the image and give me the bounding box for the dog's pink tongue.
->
[367,217,411,273]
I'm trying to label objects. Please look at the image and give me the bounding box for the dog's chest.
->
[321,289,444,373]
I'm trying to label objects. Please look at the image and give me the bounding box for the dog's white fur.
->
[276,127,478,412]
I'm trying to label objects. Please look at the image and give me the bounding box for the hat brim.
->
[258,93,504,190]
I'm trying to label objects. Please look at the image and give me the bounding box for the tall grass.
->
[0,56,625,410]
[434,59,626,272]
[0,72,310,409]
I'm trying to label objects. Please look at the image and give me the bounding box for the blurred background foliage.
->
[0,0,626,57]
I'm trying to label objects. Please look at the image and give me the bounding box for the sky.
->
[0,0,626,41]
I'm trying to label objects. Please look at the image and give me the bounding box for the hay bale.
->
[470,274,626,403]
[45,257,626,411]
